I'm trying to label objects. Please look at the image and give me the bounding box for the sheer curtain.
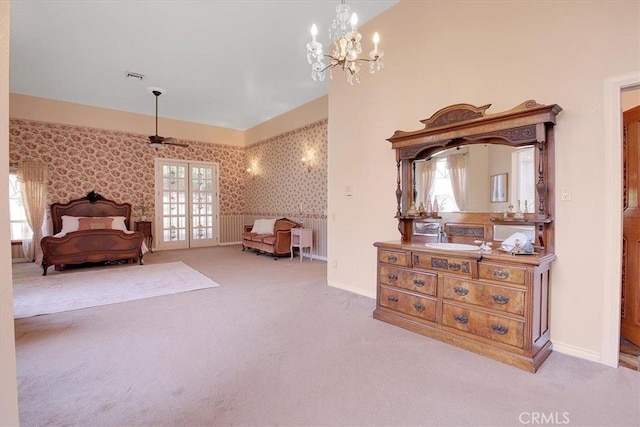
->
[415,159,437,205]
[17,162,48,263]
[416,158,438,205]
[447,153,467,211]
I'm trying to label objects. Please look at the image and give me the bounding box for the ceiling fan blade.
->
[148,134,165,144]
[163,140,189,148]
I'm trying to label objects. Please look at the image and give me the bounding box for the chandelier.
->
[306,1,384,85]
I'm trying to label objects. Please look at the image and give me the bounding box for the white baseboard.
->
[219,241,242,246]
[551,340,606,365]
[328,280,376,299]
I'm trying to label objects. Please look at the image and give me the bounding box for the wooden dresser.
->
[375,100,561,372]
[374,242,555,372]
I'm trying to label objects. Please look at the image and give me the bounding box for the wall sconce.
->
[301,149,315,172]
[301,157,312,172]
[246,159,259,178]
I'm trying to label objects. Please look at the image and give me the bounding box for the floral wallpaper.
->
[244,119,327,220]
[9,119,245,219]
[8,118,328,241]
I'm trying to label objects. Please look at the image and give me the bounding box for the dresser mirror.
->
[412,144,536,214]
[493,224,535,241]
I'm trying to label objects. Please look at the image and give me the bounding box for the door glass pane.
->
[191,165,216,241]
[161,164,188,243]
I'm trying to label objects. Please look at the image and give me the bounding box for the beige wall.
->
[327,0,640,365]
[10,94,245,147]
[245,96,328,145]
[1,1,19,425]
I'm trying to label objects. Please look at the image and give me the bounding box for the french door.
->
[154,159,219,250]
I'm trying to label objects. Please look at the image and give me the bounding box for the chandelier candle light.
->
[306,1,384,85]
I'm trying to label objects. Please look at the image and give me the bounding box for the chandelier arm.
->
[323,54,378,64]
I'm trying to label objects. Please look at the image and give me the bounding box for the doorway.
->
[621,102,640,370]
[154,159,220,250]
[603,71,640,369]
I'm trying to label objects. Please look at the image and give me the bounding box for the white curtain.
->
[447,154,467,211]
[17,162,48,264]
[415,159,437,205]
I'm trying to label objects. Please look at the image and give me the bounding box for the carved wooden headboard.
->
[50,195,132,235]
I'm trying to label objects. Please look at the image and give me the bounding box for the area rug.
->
[13,261,220,319]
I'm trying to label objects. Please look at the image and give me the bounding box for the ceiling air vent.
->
[126,72,145,81]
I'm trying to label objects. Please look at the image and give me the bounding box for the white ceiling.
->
[9,0,398,130]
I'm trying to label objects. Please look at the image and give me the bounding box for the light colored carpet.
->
[13,261,220,318]
[12,246,640,426]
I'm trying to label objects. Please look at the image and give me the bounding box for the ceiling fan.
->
[148,89,188,149]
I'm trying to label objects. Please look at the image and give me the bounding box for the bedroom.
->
[2,0,640,425]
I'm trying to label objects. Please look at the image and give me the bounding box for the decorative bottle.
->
[432,196,439,217]
[514,200,524,219]
[407,202,419,217]
[425,196,432,217]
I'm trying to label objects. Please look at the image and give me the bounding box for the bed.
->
[40,192,146,276]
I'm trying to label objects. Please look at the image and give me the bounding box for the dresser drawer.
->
[442,276,525,316]
[379,286,437,322]
[378,249,409,267]
[380,266,437,296]
[478,262,526,286]
[442,303,524,348]
[412,252,474,277]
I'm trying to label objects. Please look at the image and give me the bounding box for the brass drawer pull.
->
[414,303,425,312]
[454,314,468,324]
[493,295,509,305]
[448,262,461,271]
[388,274,398,282]
[413,255,420,265]
[387,295,399,303]
[387,255,398,263]
[492,324,509,335]
[413,278,425,287]
[454,286,469,296]
[493,269,510,280]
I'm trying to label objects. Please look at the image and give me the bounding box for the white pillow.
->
[60,215,81,234]
[251,218,276,234]
[58,215,128,235]
[109,216,128,231]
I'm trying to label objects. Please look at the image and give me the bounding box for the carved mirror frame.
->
[387,100,562,250]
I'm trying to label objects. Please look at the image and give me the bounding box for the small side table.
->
[290,228,312,262]
[135,221,153,253]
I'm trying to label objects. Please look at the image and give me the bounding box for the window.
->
[9,174,31,241]
[432,158,460,212]
[513,147,535,212]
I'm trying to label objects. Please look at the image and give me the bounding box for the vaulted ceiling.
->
[9,0,398,130]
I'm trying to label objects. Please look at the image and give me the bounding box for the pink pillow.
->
[77,217,113,230]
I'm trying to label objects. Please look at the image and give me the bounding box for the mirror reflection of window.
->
[415,157,461,212]
[414,145,536,213]
[512,147,535,212]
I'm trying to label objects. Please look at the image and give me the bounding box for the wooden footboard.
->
[41,229,145,276]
